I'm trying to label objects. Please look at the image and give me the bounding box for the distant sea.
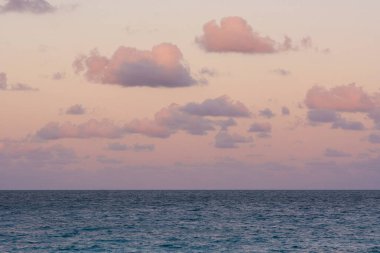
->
[0,190,379,252]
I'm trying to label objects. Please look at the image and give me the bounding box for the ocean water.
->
[0,191,379,252]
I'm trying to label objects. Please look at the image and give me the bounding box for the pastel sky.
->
[1,0,380,189]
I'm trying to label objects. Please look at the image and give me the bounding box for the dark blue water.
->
[0,191,379,252]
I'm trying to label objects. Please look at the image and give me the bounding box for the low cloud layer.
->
[324,148,351,158]
[180,95,251,117]
[74,43,198,88]
[108,142,155,152]
[196,16,311,54]
[36,119,126,140]
[0,0,55,14]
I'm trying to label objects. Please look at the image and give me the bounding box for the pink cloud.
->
[36,119,126,140]
[196,16,311,54]
[74,43,197,88]
[305,84,376,112]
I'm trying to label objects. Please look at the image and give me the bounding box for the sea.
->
[0,190,379,252]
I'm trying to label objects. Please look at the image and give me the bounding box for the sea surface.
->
[0,190,379,252]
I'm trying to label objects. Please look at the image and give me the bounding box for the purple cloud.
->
[307,109,338,123]
[0,0,55,14]
[36,119,126,140]
[332,118,365,131]
[324,148,351,158]
[368,134,380,144]
[214,131,253,149]
[259,108,275,119]
[248,122,271,133]
[281,106,290,115]
[180,95,251,117]
[66,104,86,115]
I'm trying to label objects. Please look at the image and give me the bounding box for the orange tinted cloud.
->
[74,43,197,88]
[305,84,376,112]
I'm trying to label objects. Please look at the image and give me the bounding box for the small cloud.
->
[248,122,271,133]
[272,68,291,76]
[96,155,122,165]
[132,143,155,152]
[281,106,290,116]
[0,0,56,14]
[324,148,351,158]
[52,72,65,80]
[180,95,251,117]
[332,118,365,131]
[199,67,217,77]
[216,118,237,131]
[107,142,128,151]
[308,109,339,123]
[66,104,86,115]
[9,83,38,91]
[259,108,275,118]
[214,131,253,149]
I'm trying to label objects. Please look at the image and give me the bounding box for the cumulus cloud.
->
[36,119,126,140]
[196,16,311,54]
[248,122,271,133]
[331,118,365,131]
[259,108,275,118]
[126,104,215,138]
[74,43,198,88]
[66,104,86,115]
[214,131,253,149]
[305,84,376,112]
[368,134,380,144]
[180,95,251,117]
[0,0,55,14]
[324,148,351,158]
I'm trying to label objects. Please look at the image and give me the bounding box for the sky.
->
[0,0,380,189]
